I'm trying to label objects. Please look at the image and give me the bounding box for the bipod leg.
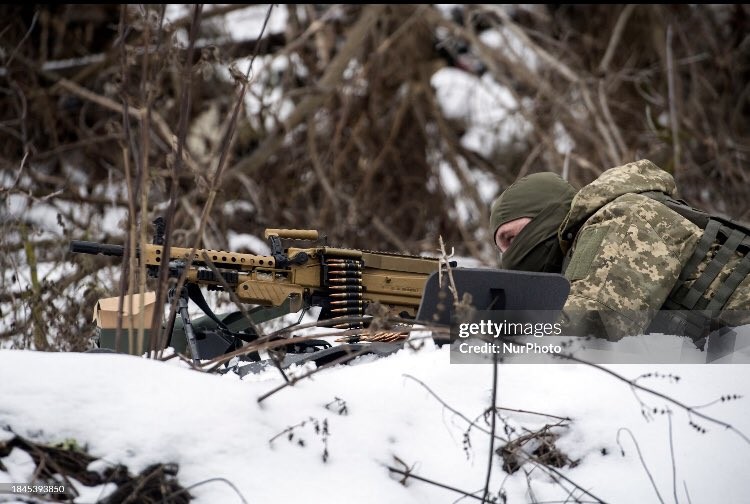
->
[175,286,201,364]
[163,287,179,349]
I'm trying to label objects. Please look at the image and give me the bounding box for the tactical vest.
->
[638,191,750,347]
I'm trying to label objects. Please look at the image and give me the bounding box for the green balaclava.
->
[489,172,577,273]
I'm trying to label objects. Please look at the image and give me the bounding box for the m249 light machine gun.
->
[70,220,446,363]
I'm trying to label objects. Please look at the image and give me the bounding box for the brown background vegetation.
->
[1,4,748,349]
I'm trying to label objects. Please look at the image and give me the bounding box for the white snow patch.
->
[480,27,539,72]
[1,349,750,503]
[227,231,271,256]
[432,68,530,157]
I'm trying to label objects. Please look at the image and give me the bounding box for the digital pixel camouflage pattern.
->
[557,159,750,340]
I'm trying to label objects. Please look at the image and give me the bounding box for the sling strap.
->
[186,283,254,342]
[185,282,331,355]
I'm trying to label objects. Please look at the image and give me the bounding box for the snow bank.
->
[2,345,750,503]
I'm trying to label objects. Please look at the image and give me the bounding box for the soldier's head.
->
[490,172,577,272]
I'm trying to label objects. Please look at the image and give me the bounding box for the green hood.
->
[490,172,578,272]
[559,159,677,251]
[490,172,577,235]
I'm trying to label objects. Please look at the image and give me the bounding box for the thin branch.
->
[481,357,499,503]
[559,353,750,445]
[683,480,693,504]
[158,476,249,504]
[489,5,580,84]
[616,428,666,504]
[5,10,39,67]
[403,373,569,424]
[438,235,459,305]
[402,373,608,504]
[257,345,373,403]
[386,465,493,503]
[599,5,636,74]
[666,24,681,172]
[155,3,204,355]
[667,412,679,504]
[598,79,628,160]
[225,4,387,181]
[199,252,266,340]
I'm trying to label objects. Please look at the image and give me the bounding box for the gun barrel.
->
[69,240,125,257]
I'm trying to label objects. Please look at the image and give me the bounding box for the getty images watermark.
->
[454,317,564,357]
[448,309,750,364]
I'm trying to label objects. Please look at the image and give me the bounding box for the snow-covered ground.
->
[2,342,750,503]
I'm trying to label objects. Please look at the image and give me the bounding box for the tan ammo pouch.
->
[93,292,157,355]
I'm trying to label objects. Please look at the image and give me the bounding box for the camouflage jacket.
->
[557,159,750,340]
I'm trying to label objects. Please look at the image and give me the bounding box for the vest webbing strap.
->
[640,193,749,311]
[657,302,711,333]
[637,192,750,341]
[706,245,750,311]
[678,226,745,309]
[676,219,720,284]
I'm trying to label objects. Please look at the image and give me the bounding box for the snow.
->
[164,5,288,36]
[431,68,531,159]
[222,5,288,36]
[227,231,272,256]
[480,27,539,72]
[2,344,750,503]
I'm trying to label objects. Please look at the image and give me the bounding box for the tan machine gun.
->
[70,219,446,362]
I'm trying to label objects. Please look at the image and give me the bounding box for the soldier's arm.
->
[560,193,700,340]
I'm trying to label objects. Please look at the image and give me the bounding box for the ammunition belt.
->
[324,257,365,330]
